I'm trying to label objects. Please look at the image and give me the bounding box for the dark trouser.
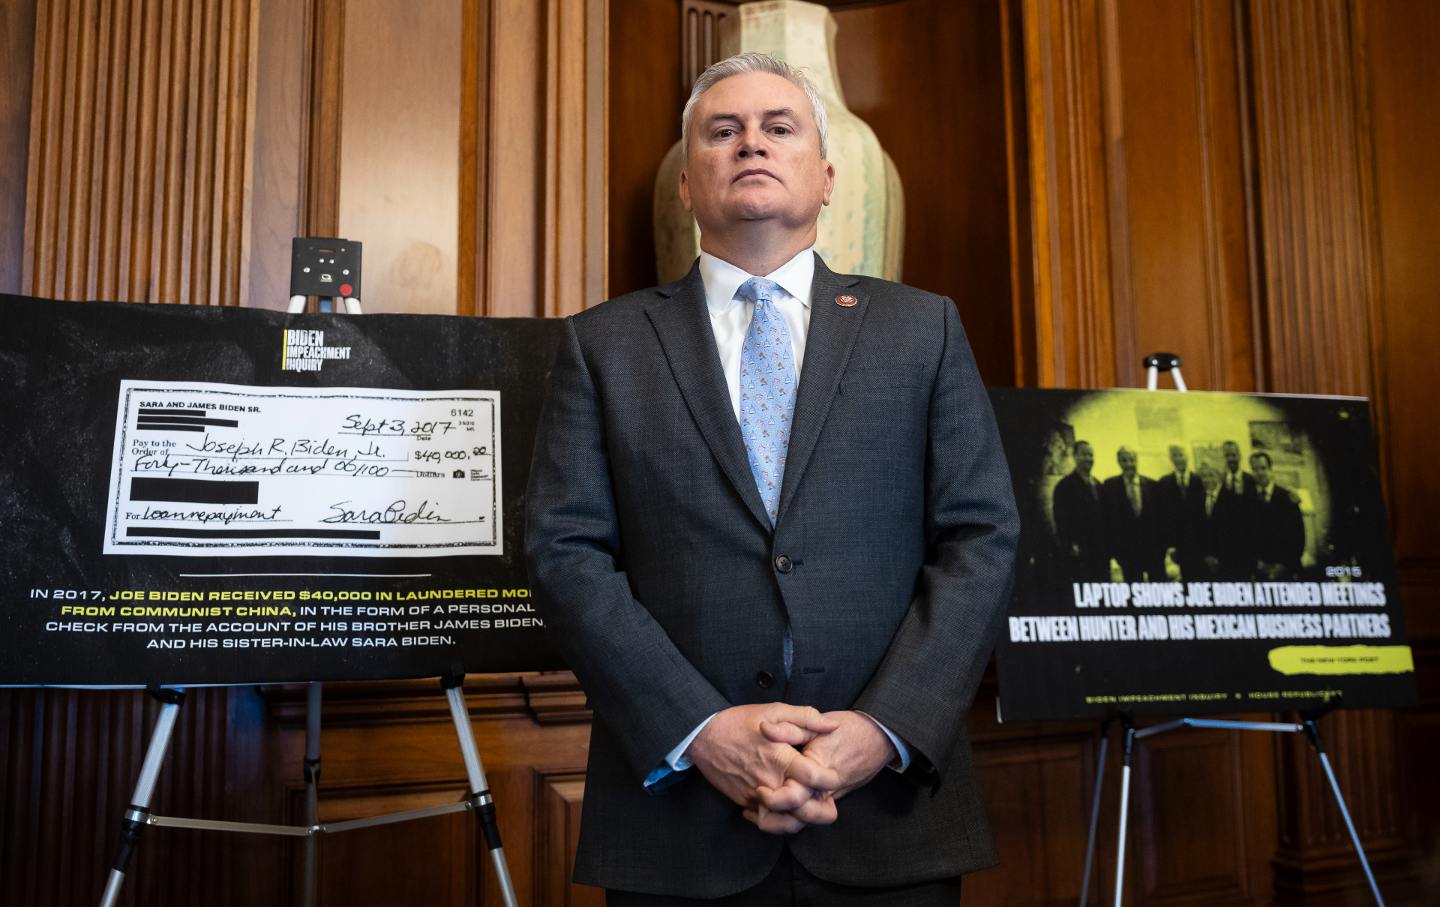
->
[606,851,962,906]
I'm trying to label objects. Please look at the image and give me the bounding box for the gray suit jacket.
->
[524,257,1019,897]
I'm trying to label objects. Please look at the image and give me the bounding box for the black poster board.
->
[0,294,566,686]
[990,387,1416,722]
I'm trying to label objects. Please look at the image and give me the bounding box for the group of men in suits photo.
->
[1053,437,1308,584]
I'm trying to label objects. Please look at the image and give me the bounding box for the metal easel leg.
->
[442,675,517,907]
[302,681,322,907]
[1111,720,1136,907]
[1078,720,1111,907]
[1304,720,1387,907]
[99,688,186,907]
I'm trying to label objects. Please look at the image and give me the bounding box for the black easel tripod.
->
[1074,353,1386,907]
[1076,707,1384,907]
[99,676,517,907]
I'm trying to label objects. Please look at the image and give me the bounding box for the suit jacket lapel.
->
[645,263,772,530]
[777,255,863,523]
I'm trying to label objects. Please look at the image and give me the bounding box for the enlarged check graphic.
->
[104,381,502,557]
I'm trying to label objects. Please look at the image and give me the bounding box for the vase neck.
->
[723,1,846,107]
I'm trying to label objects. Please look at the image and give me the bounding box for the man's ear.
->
[820,159,836,207]
[679,168,693,213]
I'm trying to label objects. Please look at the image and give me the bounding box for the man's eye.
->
[771,125,792,136]
[714,127,736,139]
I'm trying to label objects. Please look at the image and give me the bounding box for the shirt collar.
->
[699,246,815,317]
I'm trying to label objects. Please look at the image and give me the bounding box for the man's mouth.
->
[733,168,778,183]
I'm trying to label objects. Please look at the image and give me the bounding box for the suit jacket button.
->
[774,554,793,574]
[755,671,774,689]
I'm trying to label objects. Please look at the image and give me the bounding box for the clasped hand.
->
[686,703,895,835]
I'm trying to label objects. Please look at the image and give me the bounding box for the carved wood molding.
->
[1248,0,1382,400]
[458,0,491,318]
[534,772,588,905]
[681,0,736,89]
[301,0,343,237]
[1014,0,1263,393]
[0,0,37,294]
[288,0,606,316]
[1015,0,1120,389]
[543,0,608,315]
[1245,3,1415,896]
[23,0,259,305]
[263,672,590,728]
[1398,560,1440,641]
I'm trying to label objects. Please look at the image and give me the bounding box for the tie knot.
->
[736,277,783,306]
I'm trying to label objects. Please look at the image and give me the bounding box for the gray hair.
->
[681,52,829,159]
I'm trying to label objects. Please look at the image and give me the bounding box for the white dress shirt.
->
[699,246,814,419]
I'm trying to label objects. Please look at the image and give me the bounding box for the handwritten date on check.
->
[103,381,502,558]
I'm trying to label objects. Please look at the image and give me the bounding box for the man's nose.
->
[737,127,768,158]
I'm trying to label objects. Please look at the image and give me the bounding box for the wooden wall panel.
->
[480,0,545,315]
[457,0,490,318]
[833,0,1016,387]
[23,0,258,306]
[1246,1,1415,900]
[0,0,37,294]
[681,1,733,90]
[542,0,608,316]
[606,0,682,299]
[248,0,606,316]
[472,0,607,317]
[245,0,306,311]
[1361,0,1440,889]
[963,726,1098,905]
[536,774,602,907]
[1015,0,1120,389]
[0,687,282,907]
[1108,0,1258,394]
[312,790,472,905]
[1360,0,1440,588]
[1131,730,1259,903]
[1249,0,1379,401]
[1016,0,1257,393]
[337,0,462,314]
[265,675,594,907]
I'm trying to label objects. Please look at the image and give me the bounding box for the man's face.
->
[1200,467,1220,493]
[1251,456,1271,486]
[679,72,835,240]
[1074,443,1094,474]
[1169,447,1188,473]
[1223,442,1240,471]
[1118,449,1137,478]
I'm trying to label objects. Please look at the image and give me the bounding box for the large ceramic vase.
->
[653,0,904,283]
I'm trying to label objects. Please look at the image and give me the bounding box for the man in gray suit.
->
[526,52,1018,903]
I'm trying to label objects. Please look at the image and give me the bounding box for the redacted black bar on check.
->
[125,527,381,540]
[129,478,260,505]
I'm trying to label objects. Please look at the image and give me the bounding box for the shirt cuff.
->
[642,712,718,790]
[857,711,911,773]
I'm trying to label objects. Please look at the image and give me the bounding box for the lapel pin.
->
[835,294,857,308]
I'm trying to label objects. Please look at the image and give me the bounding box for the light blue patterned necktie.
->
[736,277,797,525]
